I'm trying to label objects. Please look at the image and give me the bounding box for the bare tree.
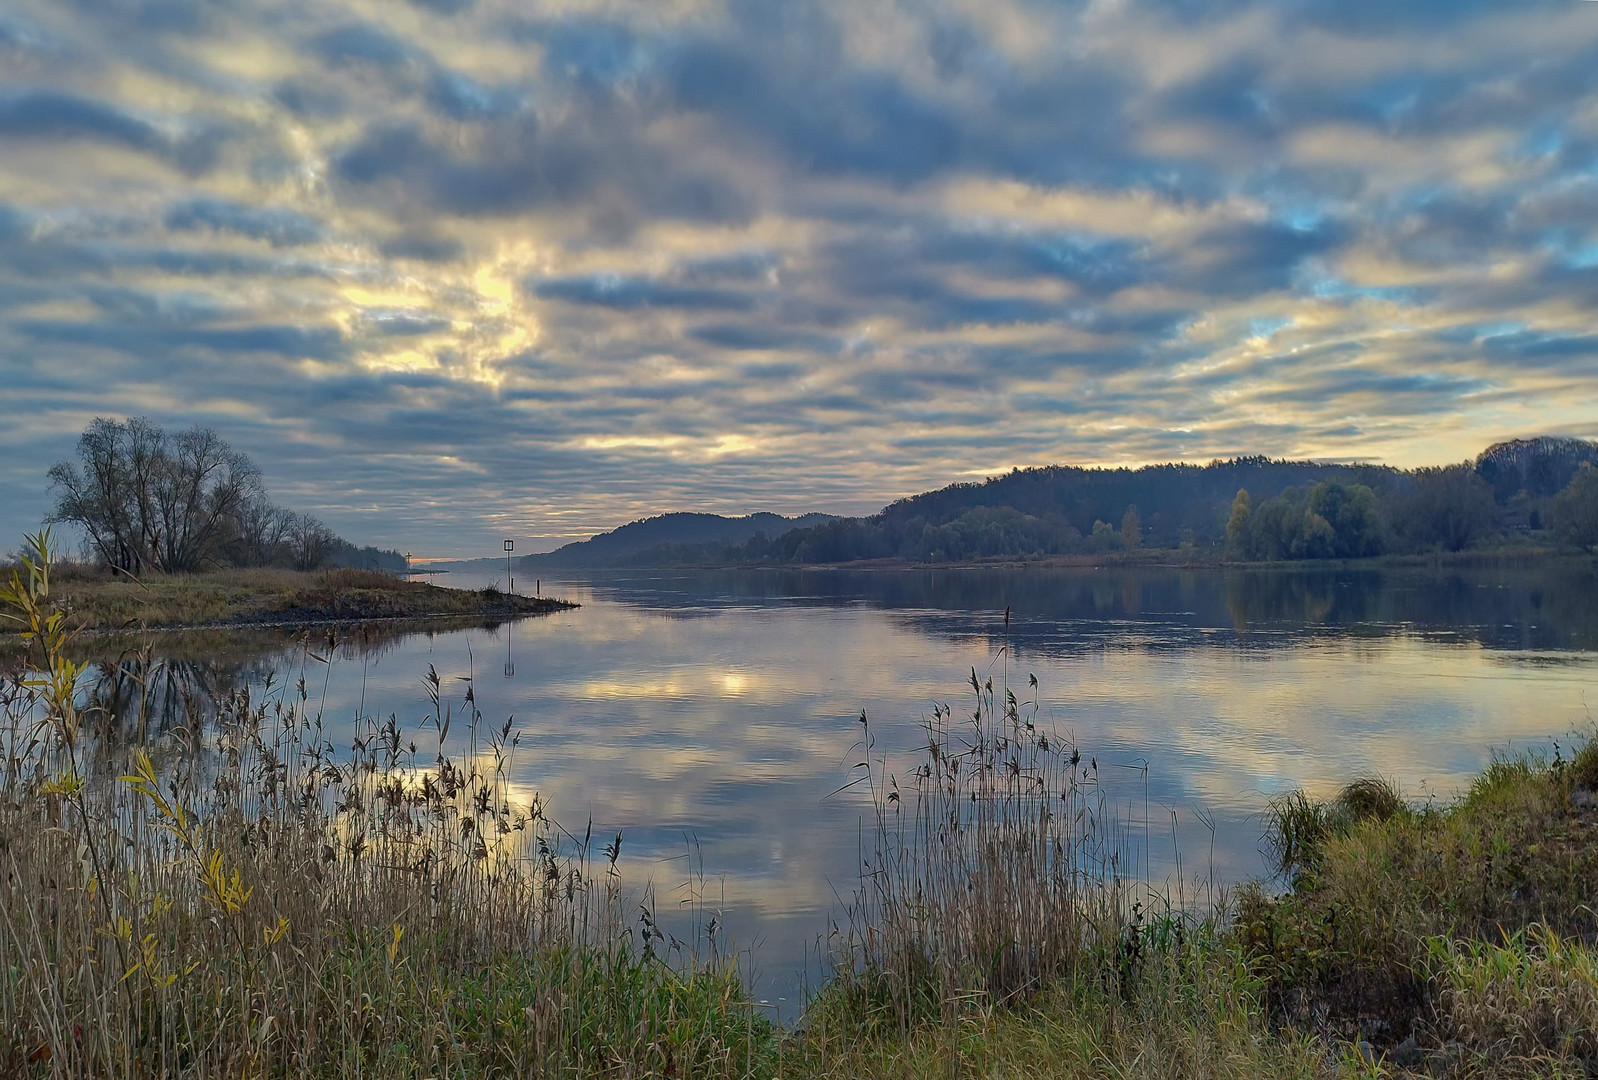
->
[46,417,154,573]
[285,512,338,571]
[48,417,263,574]
[230,497,293,566]
[149,425,262,572]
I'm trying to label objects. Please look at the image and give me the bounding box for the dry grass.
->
[1264,776,1408,881]
[0,533,764,1078]
[803,666,1366,1078]
[16,565,571,632]
[1568,739,1598,793]
[827,669,1144,1027]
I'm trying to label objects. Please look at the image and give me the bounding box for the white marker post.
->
[504,539,514,594]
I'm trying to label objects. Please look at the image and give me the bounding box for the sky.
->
[1,0,1596,557]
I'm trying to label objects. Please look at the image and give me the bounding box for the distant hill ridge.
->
[522,437,1598,567]
[522,512,839,568]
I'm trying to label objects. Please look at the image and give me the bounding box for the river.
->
[77,564,1598,1012]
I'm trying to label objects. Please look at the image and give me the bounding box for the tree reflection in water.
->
[84,650,272,740]
[0,617,520,744]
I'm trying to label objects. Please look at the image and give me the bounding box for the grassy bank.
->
[6,563,574,632]
[4,533,1597,1077]
[1235,745,1598,1073]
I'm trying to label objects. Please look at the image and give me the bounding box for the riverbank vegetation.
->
[0,558,571,632]
[4,532,1597,1077]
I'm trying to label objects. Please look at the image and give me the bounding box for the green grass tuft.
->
[1334,776,1405,824]
[1567,739,1598,794]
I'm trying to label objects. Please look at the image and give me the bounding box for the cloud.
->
[333,112,756,227]
[0,89,221,172]
[0,202,30,241]
[676,251,780,285]
[666,40,965,184]
[1479,329,1598,366]
[689,324,841,353]
[406,0,473,13]
[359,310,452,337]
[1,0,1597,552]
[428,70,520,122]
[377,231,464,263]
[311,23,418,70]
[13,318,348,360]
[533,18,647,91]
[60,0,216,35]
[1179,218,1347,295]
[0,14,61,59]
[1,90,162,151]
[532,274,758,312]
[165,198,326,247]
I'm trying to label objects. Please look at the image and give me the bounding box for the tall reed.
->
[0,531,771,1078]
[827,660,1163,1029]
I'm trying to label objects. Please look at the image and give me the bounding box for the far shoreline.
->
[523,545,1598,575]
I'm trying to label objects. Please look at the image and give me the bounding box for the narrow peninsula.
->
[23,567,575,633]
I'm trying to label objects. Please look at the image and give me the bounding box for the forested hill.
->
[521,512,839,568]
[748,457,1404,563]
[530,438,1598,567]
[877,458,1398,548]
[756,438,1595,564]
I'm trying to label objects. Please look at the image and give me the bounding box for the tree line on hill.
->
[1222,442,1598,560]
[45,417,405,575]
[534,437,1598,568]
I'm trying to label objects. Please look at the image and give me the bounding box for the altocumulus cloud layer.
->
[1,0,1597,554]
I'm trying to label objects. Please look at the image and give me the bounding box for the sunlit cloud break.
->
[1,0,1596,555]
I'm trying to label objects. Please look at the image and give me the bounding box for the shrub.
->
[1334,776,1405,823]
[1242,744,1598,1046]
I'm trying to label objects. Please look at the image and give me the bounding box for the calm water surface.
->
[105,566,1598,1007]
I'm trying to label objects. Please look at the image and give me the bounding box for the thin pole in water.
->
[504,538,514,594]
